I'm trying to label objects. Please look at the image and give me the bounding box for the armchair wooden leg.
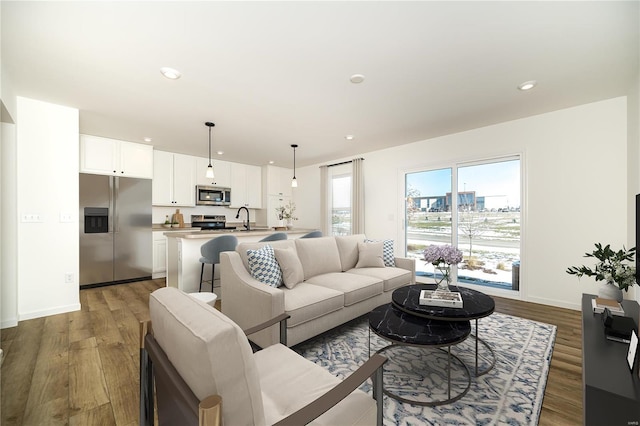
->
[140,321,155,426]
[279,317,288,346]
[373,366,384,426]
[199,395,222,426]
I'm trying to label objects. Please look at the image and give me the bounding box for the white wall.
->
[630,71,640,304]
[16,97,80,320]
[1,120,18,327]
[297,97,629,310]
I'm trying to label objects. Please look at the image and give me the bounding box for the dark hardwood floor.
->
[1,280,582,425]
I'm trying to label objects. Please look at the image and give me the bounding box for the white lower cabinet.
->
[152,231,167,278]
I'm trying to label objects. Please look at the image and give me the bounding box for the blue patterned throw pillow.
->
[247,245,283,287]
[365,239,395,267]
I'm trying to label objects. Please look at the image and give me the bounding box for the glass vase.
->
[435,265,451,292]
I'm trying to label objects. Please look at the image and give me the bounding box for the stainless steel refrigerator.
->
[79,173,152,287]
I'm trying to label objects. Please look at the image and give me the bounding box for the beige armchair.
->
[140,287,386,426]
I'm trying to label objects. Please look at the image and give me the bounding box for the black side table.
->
[369,303,471,406]
[392,284,496,376]
[582,294,640,425]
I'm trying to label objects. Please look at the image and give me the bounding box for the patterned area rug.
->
[293,312,556,425]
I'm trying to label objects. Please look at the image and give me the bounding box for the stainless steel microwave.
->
[196,185,231,206]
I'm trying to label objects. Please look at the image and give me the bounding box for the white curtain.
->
[320,165,329,236]
[351,158,364,234]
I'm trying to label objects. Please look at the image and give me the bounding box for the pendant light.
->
[205,122,215,179]
[291,144,298,187]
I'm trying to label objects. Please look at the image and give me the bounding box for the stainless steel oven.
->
[196,185,231,206]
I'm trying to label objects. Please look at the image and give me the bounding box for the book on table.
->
[419,290,463,308]
[592,297,625,316]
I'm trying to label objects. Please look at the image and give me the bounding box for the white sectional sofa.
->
[220,234,415,348]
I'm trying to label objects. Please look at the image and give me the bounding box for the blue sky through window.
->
[406,159,520,208]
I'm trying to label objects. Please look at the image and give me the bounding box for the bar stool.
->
[259,232,288,242]
[300,230,322,238]
[199,235,238,292]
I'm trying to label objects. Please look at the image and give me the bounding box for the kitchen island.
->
[164,228,314,296]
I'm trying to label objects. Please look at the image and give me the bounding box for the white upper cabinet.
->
[152,150,196,206]
[80,134,153,179]
[263,165,293,197]
[230,163,262,208]
[195,157,231,187]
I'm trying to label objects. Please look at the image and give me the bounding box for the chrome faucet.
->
[235,206,250,231]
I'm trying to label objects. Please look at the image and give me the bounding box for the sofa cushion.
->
[255,343,376,426]
[149,287,266,426]
[355,241,385,268]
[347,266,413,292]
[335,234,366,271]
[274,247,304,289]
[305,272,383,306]
[237,239,296,271]
[282,283,344,327]
[247,245,283,287]
[294,237,342,280]
[365,238,396,267]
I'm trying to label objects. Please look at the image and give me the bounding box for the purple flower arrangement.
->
[422,244,463,267]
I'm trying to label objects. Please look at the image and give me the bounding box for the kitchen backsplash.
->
[152,205,259,225]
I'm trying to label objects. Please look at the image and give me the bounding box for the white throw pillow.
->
[355,241,385,268]
[274,247,304,289]
[247,245,283,287]
[365,239,395,267]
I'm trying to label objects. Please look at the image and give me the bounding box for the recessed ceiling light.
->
[268,160,275,164]
[345,135,355,141]
[518,80,537,91]
[350,74,365,84]
[143,137,152,142]
[217,151,224,155]
[160,67,182,80]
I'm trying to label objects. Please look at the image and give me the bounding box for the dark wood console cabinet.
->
[582,294,640,425]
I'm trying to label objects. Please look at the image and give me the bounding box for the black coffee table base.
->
[392,284,497,377]
[369,303,472,407]
[471,319,496,376]
[372,342,471,406]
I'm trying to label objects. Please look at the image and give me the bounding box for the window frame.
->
[400,154,523,294]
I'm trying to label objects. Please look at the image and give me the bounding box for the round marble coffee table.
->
[392,284,496,376]
[369,303,471,406]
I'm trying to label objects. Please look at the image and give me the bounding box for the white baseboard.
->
[1,318,18,329]
[18,303,81,322]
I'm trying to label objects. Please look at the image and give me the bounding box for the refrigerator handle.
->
[109,177,114,233]
[114,177,119,233]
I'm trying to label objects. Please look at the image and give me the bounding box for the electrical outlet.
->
[64,273,74,284]
[60,213,74,223]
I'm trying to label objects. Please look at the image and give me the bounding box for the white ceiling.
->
[2,1,638,167]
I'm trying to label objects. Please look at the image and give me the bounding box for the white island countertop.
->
[164,228,317,296]
[164,228,316,239]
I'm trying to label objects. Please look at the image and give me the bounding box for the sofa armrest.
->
[394,257,416,284]
[220,251,285,348]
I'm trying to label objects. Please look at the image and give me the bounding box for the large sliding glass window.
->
[330,165,352,236]
[405,157,521,291]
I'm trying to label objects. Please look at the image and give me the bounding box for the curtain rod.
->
[322,158,365,168]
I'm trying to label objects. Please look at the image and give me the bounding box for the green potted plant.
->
[163,215,172,228]
[566,243,637,302]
